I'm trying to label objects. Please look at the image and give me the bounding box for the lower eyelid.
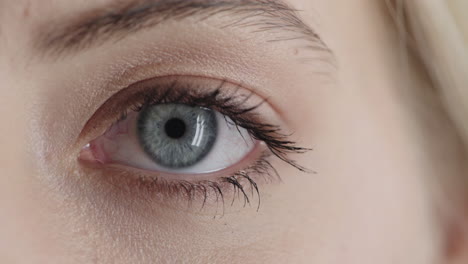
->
[77,147,276,212]
[79,139,266,182]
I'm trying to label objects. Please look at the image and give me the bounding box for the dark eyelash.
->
[99,78,311,213]
[125,80,312,172]
[128,151,278,216]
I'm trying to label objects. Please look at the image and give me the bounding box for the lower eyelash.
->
[96,151,278,215]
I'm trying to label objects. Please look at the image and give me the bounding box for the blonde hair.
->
[395,1,468,245]
[399,0,468,147]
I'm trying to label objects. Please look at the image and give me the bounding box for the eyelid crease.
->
[103,72,290,122]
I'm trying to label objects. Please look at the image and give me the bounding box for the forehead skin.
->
[0,0,453,263]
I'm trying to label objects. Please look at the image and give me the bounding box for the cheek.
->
[274,57,442,261]
[306,89,441,262]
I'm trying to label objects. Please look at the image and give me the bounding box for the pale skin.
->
[1,0,467,263]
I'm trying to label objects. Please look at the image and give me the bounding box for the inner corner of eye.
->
[79,102,258,176]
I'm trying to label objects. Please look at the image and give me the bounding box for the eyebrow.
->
[35,0,331,59]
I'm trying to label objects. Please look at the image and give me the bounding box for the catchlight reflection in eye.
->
[81,103,256,175]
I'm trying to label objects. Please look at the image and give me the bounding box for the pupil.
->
[164,118,186,139]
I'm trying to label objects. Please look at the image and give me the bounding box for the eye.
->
[78,76,309,208]
[83,103,255,174]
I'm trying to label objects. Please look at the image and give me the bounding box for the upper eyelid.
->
[76,76,275,144]
[33,0,332,60]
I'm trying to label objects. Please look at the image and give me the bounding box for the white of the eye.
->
[173,113,255,174]
[106,112,255,174]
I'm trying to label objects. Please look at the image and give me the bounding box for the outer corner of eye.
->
[79,101,259,177]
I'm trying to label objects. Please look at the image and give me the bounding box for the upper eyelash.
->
[120,80,313,173]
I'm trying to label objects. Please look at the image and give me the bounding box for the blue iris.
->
[137,103,218,169]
